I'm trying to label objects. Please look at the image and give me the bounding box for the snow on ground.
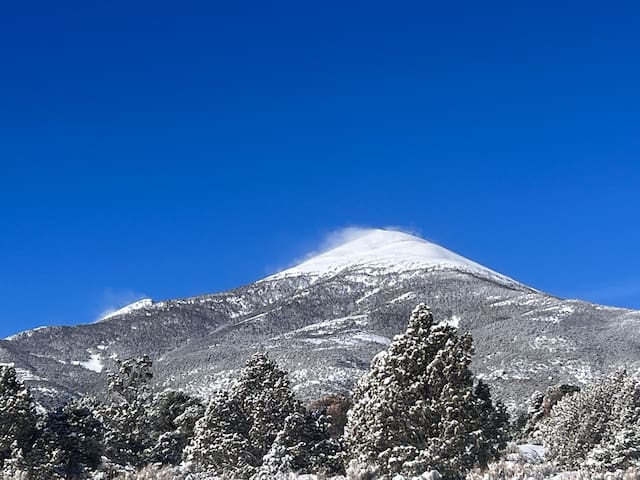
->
[438,314,461,328]
[14,368,44,381]
[71,353,104,373]
[4,325,49,341]
[562,362,597,384]
[390,291,418,304]
[99,298,153,321]
[531,335,575,352]
[518,444,546,463]
[267,229,519,286]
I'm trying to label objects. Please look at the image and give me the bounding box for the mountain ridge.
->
[1,229,639,411]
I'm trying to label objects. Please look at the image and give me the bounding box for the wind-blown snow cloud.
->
[97,288,148,320]
[275,225,423,273]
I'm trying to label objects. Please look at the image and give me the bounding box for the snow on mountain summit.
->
[99,298,153,321]
[270,229,511,282]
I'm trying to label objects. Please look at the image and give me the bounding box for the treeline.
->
[1,304,639,479]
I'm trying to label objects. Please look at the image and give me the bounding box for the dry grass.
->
[466,461,640,480]
[4,462,638,480]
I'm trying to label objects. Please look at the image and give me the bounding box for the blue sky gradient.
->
[1,1,639,337]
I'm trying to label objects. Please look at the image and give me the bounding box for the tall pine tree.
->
[186,352,340,479]
[343,304,508,479]
[0,365,38,471]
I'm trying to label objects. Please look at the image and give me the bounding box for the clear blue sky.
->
[1,1,639,338]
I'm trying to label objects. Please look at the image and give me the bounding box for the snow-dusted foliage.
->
[97,356,157,469]
[186,352,341,479]
[343,304,509,479]
[146,390,204,466]
[253,410,343,478]
[107,356,154,405]
[0,365,38,471]
[26,400,103,480]
[541,369,640,471]
[514,384,580,443]
[308,394,353,440]
[97,356,204,471]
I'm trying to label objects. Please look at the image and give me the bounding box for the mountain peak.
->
[269,228,507,281]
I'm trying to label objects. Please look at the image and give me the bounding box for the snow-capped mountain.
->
[98,298,154,321]
[1,229,639,410]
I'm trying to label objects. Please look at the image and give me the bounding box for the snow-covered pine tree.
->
[186,352,334,479]
[98,356,156,469]
[541,369,640,470]
[107,356,154,405]
[185,389,257,478]
[252,409,343,479]
[343,304,508,480]
[473,380,510,468]
[146,390,204,466]
[234,352,301,460]
[0,365,38,471]
[26,400,103,480]
[514,384,580,442]
[98,356,204,471]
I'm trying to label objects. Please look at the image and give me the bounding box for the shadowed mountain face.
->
[2,229,639,409]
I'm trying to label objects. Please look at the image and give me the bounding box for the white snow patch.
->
[14,368,44,381]
[99,298,153,321]
[563,362,596,384]
[531,335,574,352]
[350,332,392,345]
[389,292,418,304]
[71,353,104,373]
[518,444,546,463]
[283,315,368,337]
[438,315,460,329]
[267,229,519,286]
[4,326,49,341]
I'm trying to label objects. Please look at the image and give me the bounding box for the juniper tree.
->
[98,356,203,470]
[146,390,204,466]
[473,380,510,468]
[98,356,156,468]
[186,353,299,478]
[185,390,255,477]
[541,369,640,470]
[343,304,508,479]
[253,409,343,478]
[187,352,340,478]
[0,365,38,470]
[26,400,103,480]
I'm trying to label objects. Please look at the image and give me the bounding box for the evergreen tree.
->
[98,356,156,468]
[343,304,508,479]
[97,356,204,470]
[146,390,204,465]
[541,369,640,470]
[0,365,38,470]
[107,356,153,404]
[186,352,337,479]
[235,352,301,460]
[473,380,510,468]
[26,400,103,480]
[514,384,579,442]
[252,409,343,478]
[185,390,256,478]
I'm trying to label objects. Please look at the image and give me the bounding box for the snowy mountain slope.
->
[2,229,640,410]
[268,229,526,289]
[98,298,154,321]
